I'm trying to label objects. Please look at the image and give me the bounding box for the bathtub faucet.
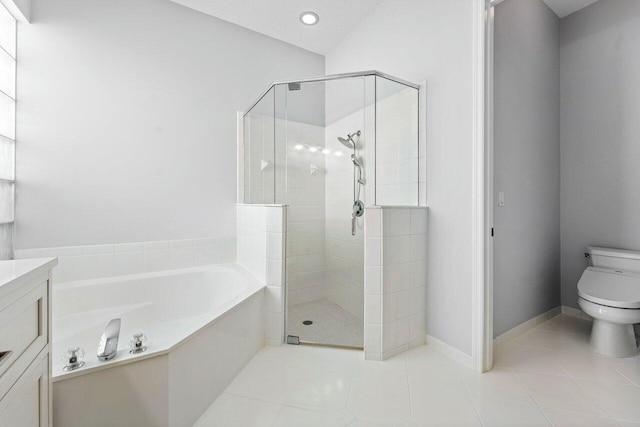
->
[97,318,121,361]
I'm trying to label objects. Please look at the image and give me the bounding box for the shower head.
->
[338,136,354,150]
[337,130,361,151]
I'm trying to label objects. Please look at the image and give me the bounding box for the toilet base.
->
[590,319,638,358]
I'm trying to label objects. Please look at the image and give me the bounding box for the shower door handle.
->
[351,215,356,236]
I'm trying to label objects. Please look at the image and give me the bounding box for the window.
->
[0,2,15,259]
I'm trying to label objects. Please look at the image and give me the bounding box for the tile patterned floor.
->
[194,314,640,426]
[287,299,364,348]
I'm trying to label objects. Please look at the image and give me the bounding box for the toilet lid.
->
[578,267,640,309]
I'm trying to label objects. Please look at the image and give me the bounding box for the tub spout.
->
[97,318,121,361]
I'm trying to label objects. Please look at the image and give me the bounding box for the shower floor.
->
[287,299,364,348]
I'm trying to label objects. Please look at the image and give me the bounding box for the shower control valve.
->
[352,200,364,218]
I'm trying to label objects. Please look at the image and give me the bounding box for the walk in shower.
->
[241,71,420,349]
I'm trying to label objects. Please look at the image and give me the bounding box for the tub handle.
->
[129,333,148,354]
[62,347,85,372]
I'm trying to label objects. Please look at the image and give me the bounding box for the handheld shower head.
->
[351,154,361,167]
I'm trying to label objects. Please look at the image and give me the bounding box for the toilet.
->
[578,246,640,358]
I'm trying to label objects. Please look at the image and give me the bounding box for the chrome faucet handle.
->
[62,346,85,371]
[129,333,148,354]
[97,318,121,361]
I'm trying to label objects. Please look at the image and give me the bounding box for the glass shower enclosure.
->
[242,71,419,349]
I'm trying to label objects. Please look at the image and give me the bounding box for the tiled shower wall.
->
[364,206,428,360]
[236,204,286,345]
[322,83,424,322]
[324,110,370,320]
[375,85,420,206]
[279,120,328,307]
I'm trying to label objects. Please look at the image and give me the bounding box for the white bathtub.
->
[52,263,266,427]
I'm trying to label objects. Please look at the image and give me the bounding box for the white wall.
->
[560,0,640,308]
[493,0,561,337]
[15,0,324,249]
[327,0,475,355]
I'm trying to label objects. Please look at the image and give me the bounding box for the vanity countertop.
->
[0,257,58,299]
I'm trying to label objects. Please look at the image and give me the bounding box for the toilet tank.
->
[587,246,640,273]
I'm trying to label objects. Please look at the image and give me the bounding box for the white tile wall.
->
[322,81,423,322]
[364,206,428,360]
[236,204,286,345]
[324,111,367,320]
[14,236,236,283]
[375,85,420,206]
[280,120,328,307]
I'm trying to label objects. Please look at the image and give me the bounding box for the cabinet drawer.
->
[0,278,48,399]
[0,349,49,427]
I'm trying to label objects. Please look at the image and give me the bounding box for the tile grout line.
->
[509,367,555,426]
[456,364,486,427]
[538,406,556,427]
[269,404,287,427]
[568,375,620,421]
[513,360,615,422]
[509,322,624,422]
[609,359,640,388]
[343,351,361,426]
[404,352,417,425]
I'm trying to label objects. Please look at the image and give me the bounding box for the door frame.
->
[472,0,499,373]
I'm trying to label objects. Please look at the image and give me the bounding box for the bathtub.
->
[51,263,265,427]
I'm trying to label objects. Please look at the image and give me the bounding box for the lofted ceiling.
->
[542,0,600,18]
[169,0,385,55]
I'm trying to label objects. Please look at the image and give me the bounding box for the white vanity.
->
[0,258,57,427]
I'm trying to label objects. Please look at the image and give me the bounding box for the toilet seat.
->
[578,267,640,309]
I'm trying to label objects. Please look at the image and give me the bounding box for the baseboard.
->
[379,337,423,359]
[425,334,474,368]
[561,305,593,321]
[494,306,562,348]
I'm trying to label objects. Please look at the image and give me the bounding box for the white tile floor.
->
[195,314,640,426]
[287,299,364,348]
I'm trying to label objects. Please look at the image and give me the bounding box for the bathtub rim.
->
[52,262,265,382]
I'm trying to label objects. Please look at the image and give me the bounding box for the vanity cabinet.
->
[0,258,57,427]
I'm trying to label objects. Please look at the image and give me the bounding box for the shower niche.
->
[240,71,422,351]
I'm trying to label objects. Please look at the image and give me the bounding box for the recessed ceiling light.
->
[322,149,330,154]
[294,144,304,150]
[300,12,319,26]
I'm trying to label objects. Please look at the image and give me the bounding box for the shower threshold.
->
[286,336,363,351]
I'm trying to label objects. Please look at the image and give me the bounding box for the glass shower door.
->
[281,77,371,348]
